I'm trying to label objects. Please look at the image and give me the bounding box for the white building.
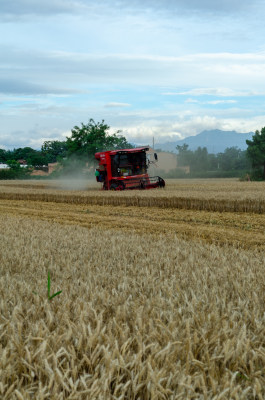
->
[0,164,9,169]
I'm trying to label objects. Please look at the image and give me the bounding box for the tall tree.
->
[246,128,265,179]
[191,147,209,172]
[0,149,7,162]
[218,147,249,171]
[12,147,36,161]
[41,140,68,163]
[66,119,133,161]
[176,144,193,167]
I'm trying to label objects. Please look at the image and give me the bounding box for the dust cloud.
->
[56,177,90,191]
[51,156,99,191]
[156,152,177,172]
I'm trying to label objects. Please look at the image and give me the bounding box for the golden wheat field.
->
[0,179,264,399]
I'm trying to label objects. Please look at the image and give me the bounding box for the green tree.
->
[6,160,32,178]
[176,145,209,172]
[13,147,36,161]
[41,140,68,163]
[208,153,218,170]
[66,119,133,162]
[9,147,48,167]
[246,128,265,179]
[6,160,21,170]
[176,144,193,167]
[217,147,249,171]
[27,153,48,167]
[0,149,15,162]
[191,147,209,172]
[0,149,8,162]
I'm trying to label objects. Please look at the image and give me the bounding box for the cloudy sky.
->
[1,0,265,149]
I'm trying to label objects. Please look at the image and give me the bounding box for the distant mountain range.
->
[156,129,254,154]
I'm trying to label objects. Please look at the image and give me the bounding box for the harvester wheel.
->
[140,179,146,189]
[118,181,125,190]
[110,182,125,191]
[158,177,165,188]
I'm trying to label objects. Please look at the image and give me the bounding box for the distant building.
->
[147,149,190,174]
[48,162,58,174]
[17,159,27,165]
[30,163,58,176]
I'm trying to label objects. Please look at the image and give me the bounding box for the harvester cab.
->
[95,147,165,190]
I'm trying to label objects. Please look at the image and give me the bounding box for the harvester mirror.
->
[154,153,158,161]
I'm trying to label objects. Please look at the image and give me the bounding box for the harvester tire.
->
[140,179,146,190]
[110,182,125,191]
[118,181,125,190]
[158,177,165,188]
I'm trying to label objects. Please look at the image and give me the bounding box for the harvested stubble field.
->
[1,179,265,213]
[0,179,264,399]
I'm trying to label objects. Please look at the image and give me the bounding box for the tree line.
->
[0,119,133,178]
[174,144,250,177]
[0,143,67,166]
[1,119,265,180]
[174,127,265,180]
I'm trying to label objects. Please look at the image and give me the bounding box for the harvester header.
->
[95,147,165,190]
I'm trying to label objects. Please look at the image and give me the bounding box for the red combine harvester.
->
[95,147,165,190]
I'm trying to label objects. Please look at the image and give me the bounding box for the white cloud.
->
[206,100,237,105]
[123,115,225,144]
[2,48,265,95]
[185,98,237,105]
[1,0,259,19]
[1,0,265,149]
[2,109,264,150]
[114,112,265,146]
[104,102,131,108]
[0,0,87,19]
[185,98,199,103]
[165,88,264,97]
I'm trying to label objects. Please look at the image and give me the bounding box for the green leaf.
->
[47,270,51,297]
[49,290,62,300]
